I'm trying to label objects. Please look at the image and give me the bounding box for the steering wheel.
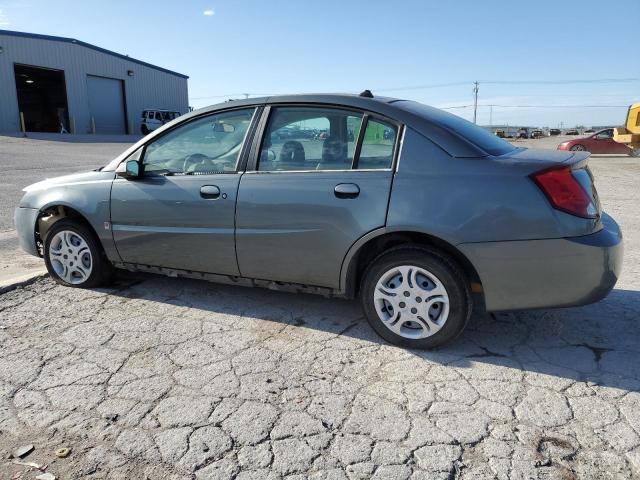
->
[183,153,209,173]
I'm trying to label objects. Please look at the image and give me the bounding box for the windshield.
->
[398,100,516,156]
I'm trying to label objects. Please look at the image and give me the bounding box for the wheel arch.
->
[340,229,483,300]
[36,203,102,255]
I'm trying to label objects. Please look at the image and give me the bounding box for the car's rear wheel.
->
[43,220,113,288]
[360,246,472,349]
[570,144,586,151]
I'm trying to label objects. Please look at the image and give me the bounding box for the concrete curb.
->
[0,270,48,294]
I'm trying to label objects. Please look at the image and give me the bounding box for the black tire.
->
[630,148,640,158]
[360,246,472,349]
[141,124,150,135]
[43,219,114,288]
[570,144,586,152]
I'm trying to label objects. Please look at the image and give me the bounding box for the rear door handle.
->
[200,185,220,199]
[334,183,360,199]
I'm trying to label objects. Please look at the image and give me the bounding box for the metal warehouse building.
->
[0,29,188,134]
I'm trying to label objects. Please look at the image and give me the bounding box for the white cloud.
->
[203,8,214,16]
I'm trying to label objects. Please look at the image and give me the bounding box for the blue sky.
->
[1,0,638,127]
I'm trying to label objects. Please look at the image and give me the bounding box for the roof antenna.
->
[359,89,374,98]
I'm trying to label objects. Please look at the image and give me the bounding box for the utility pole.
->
[243,93,249,99]
[489,105,493,127]
[472,81,479,124]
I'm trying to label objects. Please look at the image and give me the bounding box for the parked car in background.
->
[141,109,181,135]
[584,129,596,134]
[549,128,561,136]
[558,128,638,156]
[565,129,579,135]
[494,129,506,138]
[530,130,544,139]
[517,128,528,139]
[14,93,623,349]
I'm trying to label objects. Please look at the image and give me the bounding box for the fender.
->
[338,226,466,297]
[21,172,119,262]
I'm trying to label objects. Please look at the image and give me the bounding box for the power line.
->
[440,104,629,109]
[373,81,471,92]
[191,92,277,100]
[369,77,639,93]
[189,77,640,102]
[481,78,640,85]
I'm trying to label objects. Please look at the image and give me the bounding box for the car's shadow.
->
[104,272,640,393]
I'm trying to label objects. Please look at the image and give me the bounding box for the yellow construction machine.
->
[613,102,640,156]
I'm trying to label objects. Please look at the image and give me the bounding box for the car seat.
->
[322,137,348,165]
[279,141,306,165]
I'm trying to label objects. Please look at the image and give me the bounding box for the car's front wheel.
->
[570,144,586,151]
[43,220,113,288]
[360,246,472,349]
[630,148,640,158]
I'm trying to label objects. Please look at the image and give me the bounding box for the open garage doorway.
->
[14,64,69,133]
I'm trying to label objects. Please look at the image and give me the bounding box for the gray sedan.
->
[14,93,623,348]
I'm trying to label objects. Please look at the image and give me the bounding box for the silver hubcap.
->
[48,230,93,284]
[571,145,585,151]
[373,265,450,339]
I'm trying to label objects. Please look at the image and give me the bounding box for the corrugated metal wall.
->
[0,33,188,134]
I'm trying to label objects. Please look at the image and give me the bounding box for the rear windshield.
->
[398,100,516,156]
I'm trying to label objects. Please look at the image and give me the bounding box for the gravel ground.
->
[1,135,639,479]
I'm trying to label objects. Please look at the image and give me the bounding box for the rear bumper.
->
[459,213,623,311]
[14,207,40,257]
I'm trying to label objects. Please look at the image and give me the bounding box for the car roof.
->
[192,93,402,116]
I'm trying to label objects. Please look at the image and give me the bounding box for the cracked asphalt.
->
[1,150,639,479]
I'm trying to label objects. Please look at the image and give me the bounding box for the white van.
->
[141,109,181,135]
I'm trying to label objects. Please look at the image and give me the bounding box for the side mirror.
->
[116,159,141,179]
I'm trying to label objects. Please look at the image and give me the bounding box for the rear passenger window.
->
[259,107,363,171]
[357,119,397,170]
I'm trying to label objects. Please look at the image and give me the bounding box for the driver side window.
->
[142,108,255,175]
[595,129,613,139]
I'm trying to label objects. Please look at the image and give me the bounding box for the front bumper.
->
[14,207,40,257]
[459,213,623,311]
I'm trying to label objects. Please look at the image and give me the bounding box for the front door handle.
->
[200,185,220,199]
[334,183,360,199]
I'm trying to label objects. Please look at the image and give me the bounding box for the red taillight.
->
[530,166,595,218]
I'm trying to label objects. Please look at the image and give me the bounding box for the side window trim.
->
[351,113,369,170]
[135,106,261,176]
[391,123,405,173]
[246,105,271,172]
[235,106,263,172]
